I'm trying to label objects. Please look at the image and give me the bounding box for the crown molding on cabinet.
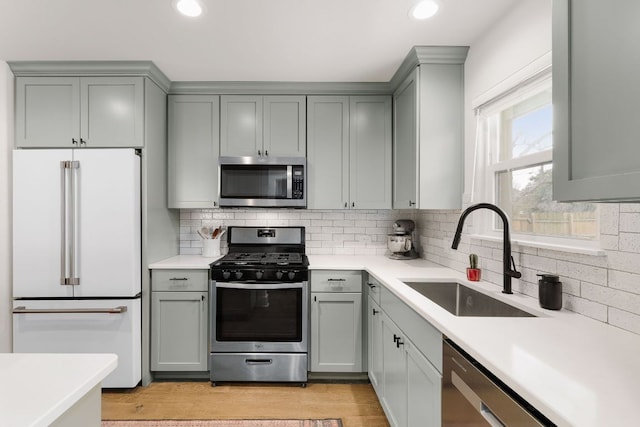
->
[169,81,392,95]
[7,60,172,93]
[6,46,469,96]
[389,46,469,92]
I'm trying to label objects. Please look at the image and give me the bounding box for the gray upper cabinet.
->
[263,96,306,157]
[168,95,220,209]
[350,96,393,209]
[220,95,305,157]
[307,96,392,210]
[16,76,144,148]
[307,96,350,209]
[553,0,640,201]
[391,47,467,210]
[393,70,418,209]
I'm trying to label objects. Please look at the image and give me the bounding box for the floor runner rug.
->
[102,420,342,427]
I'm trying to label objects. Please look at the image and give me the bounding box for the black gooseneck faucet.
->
[451,203,521,294]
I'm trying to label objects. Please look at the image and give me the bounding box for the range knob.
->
[222,270,231,280]
[288,271,296,280]
[255,270,264,280]
[276,270,285,280]
[235,271,243,280]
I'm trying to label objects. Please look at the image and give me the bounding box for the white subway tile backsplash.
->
[608,308,640,334]
[608,270,640,295]
[620,213,640,233]
[618,232,640,253]
[599,204,619,235]
[563,294,608,322]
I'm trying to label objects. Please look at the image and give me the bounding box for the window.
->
[474,70,599,246]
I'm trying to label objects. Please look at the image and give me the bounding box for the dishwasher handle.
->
[451,370,505,427]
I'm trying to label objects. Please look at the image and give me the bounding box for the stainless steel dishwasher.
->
[442,339,555,426]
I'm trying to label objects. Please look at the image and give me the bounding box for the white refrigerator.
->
[12,148,142,388]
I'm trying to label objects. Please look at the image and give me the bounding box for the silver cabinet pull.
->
[169,277,189,281]
[327,278,346,282]
[13,306,128,314]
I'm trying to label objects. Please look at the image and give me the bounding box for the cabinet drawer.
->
[381,286,442,372]
[311,270,362,292]
[366,274,382,304]
[152,269,208,291]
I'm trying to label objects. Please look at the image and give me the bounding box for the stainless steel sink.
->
[403,281,535,317]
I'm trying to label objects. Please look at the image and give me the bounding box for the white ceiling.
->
[0,0,518,82]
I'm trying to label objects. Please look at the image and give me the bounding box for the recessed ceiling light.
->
[410,0,439,20]
[173,0,205,18]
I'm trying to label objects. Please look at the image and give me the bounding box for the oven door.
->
[210,281,308,353]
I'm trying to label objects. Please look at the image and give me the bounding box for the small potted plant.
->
[467,253,481,281]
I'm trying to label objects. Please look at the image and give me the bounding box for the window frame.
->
[471,68,601,251]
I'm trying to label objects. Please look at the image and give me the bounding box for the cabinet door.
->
[151,291,208,371]
[311,292,362,372]
[15,77,80,148]
[406,341,442,427]
[80,77,144,147]
[264,95,306,157]
[368,296,383,395]
[220,95,262,156]
[393,70,418,209]
[381,313,407,427]
[349,96,392,209]
[168,95,220,209]
[306,96,350,209]
[553,0,640,201]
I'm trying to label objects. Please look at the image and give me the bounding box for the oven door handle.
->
[214,282,304,290]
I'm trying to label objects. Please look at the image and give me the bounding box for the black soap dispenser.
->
[537,274,562,310]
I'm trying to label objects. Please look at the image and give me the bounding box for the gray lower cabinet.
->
[307,96,392,209]
[168,95,220,209]
[366,276,383,394]
[151,269,209,372]
[220,95,306,157]
[392,47,468,210]
[15,76,144,148]
[370,283,442,427]
[310,270,363,372]
[553,0,640,201]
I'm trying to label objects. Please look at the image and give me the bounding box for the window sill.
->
[467,234,606,257]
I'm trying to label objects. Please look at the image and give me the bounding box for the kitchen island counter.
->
[309,254,640,427]
[0,353,117,427]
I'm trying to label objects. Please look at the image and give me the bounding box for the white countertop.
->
[149,254,222,269]
[0,353,117,427]
[151,254,640,426]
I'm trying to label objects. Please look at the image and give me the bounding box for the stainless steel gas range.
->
[209,226,309,386]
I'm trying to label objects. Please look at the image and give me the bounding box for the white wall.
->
[417,0,640,336]
[0,61,13,351]
[463,0,552,198]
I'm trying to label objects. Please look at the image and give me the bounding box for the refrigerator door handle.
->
[70,160,79,286]
[13,305,128,314]
[60,160,80,287]
[60,161,68,286]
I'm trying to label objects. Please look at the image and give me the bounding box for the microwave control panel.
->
[292,166,304,199]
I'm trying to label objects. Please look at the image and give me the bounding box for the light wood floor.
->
[102,382,390,427]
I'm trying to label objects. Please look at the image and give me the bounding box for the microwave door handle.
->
[451,371,505,427]
[287,165,293,199]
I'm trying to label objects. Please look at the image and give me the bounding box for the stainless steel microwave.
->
[218,156,306,208]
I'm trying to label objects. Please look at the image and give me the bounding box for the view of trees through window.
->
[492,87,598,239]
